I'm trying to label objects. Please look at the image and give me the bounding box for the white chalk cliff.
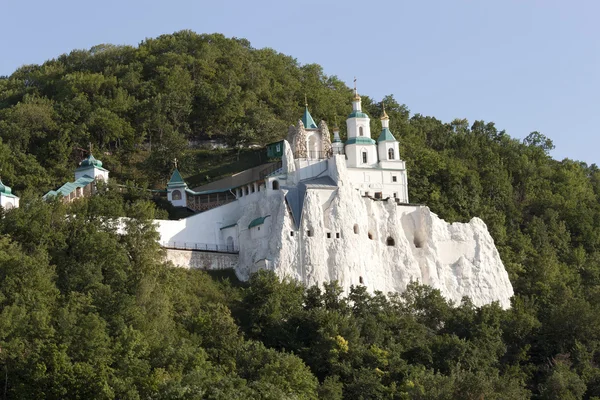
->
[232,153,513,308]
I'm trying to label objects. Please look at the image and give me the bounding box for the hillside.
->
[2,31,600,398]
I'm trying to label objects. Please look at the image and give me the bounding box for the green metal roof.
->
[220,223,237,230]
[348,111,369,119]
[248,215,270,229]
[302,107,318,129]
[0,180,13,195]
[43,176,95,200]
[346,137,376,145]
[167,169,187,188]
[377,127,397,142]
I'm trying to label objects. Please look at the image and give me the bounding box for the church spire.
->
[352,77,362,112]
[380,102,390,129]
[301,95,318,129]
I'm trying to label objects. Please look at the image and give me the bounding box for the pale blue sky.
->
[1,0,599,163]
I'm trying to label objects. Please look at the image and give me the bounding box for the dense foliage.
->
[2,31,600,398]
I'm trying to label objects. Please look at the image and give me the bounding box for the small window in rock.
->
[307,230,313,237]
[353,224,359,234]
[392,176,397,182]
[414,236,423,248]
[375,192,382,199]
[336,232,340,239]
[365,192,370,197]
[257,227,260,231]
[393,192,398,198]
[327,232,331,239]
[290,231,294,237]
[272,180,279,190]
[368,232,374,240]
[387,237,395,246]
[359,276,364,284]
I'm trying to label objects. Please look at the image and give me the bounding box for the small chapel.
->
[43,153,110,203]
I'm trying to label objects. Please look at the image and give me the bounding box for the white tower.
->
[167,161,188,207]
[344,81,377,168]
[331,125,344,155]
[377,105,400,166]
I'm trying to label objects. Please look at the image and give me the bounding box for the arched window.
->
[353,224,359,234]
[272,180,279,190]
[362,151,367,164]
[359,126,364,136]
[386,237,395,246]
[368,232,374,240]
[226,236,234,250]
[4,203,13,210]
[388,148,395,160]
[172,190,182,200]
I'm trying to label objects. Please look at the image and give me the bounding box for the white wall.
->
[345,144,378,168]
[75,166,109,181]
[346,168,409,202]
[346,116,371,139]
[167,187,187,207]
[155,197,243,246]
[0,195,18,209]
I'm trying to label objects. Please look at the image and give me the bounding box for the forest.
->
[2,30,600,399]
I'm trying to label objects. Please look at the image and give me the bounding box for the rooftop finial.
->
[304,94,308,107]
[88,142,93,155]
[381,101,389,120]
[173,158,178,169]
[353,77,361,100]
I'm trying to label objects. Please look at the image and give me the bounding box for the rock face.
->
[233,156,514,308]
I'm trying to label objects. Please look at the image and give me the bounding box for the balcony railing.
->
[160,241,239,254]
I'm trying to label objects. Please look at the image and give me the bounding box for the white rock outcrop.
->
[233,156,514,308]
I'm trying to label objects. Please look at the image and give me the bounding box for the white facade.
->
[167,187,187,208]
[0,191,19,210]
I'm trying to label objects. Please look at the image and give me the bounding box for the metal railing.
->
[293,150,337,160]
[259,161,283,179]
[160,241,239,254]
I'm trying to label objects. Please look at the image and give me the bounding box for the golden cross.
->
[173,158,178,169]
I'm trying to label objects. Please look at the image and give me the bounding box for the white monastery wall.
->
[165,249,238,270]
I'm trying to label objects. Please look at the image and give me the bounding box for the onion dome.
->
[79,154,103,168]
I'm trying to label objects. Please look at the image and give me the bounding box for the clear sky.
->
[1,0,599,163]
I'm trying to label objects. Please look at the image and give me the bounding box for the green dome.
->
[348,111,369,119]
[0,180,12,195]
[80,154,103,168]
